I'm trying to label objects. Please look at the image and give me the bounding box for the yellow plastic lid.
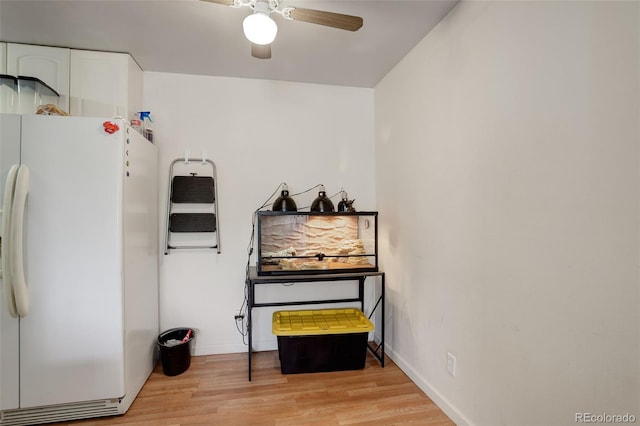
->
[272,308,374,336]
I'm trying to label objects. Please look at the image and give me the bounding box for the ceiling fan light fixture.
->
[243,12,277,45]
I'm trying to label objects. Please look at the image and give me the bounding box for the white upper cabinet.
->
[70,50,142,119]
[1,43,142,118]
[6,43,70,112]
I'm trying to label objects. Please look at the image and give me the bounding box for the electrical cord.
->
[236,182,287,344]
[289,184,322,197]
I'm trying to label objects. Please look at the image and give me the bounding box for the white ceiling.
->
[0,0,459,88]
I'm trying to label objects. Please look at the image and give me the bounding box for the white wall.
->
[375,1,639,425]
[144,72,374,354]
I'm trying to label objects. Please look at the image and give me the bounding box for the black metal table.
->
[246,266,385,381]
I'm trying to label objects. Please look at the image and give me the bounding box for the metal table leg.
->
[247,281,253,381]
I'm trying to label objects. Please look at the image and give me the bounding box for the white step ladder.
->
[164,154,220,254]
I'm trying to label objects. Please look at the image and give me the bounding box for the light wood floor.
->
[61,351,454,426]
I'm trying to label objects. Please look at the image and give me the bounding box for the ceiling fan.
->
[200,0,363,59]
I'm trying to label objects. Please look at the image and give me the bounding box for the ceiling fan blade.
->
[288,8,363,31]
[251,43,272,59]
[199,0,236,5]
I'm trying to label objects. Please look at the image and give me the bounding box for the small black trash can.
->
[157,327,195,376]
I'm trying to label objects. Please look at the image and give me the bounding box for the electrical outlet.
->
[447,352,456,377]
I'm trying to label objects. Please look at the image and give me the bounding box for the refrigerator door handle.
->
[2,164,19,318]
[11,165,29,317]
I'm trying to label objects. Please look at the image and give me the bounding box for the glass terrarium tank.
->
[257,211,378,275]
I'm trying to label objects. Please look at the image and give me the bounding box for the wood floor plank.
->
[55,351,453,426]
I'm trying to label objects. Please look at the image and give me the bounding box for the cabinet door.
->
[0,42,6,73]
[6,43,70,112]
[70,50,142,118]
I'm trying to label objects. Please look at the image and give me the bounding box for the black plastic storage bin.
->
[272,309,374,374]
[277,332,369,374]
[157,328,195,376]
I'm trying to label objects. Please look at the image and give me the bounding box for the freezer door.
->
[19,115,126,408]
[0,114,21,410]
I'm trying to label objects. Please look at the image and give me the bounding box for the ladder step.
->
[169,213,217,233]
[171,176,215,203]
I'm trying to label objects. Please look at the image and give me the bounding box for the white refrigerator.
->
[0,114,159,425]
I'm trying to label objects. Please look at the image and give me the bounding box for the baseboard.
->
[193,343,249,356]
[193,339,279,356]
[386,345,474,426]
